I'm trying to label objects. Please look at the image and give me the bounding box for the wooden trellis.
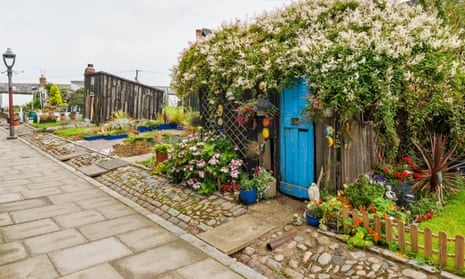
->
[198,91,248,159]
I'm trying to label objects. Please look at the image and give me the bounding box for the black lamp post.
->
[2,48,17,139]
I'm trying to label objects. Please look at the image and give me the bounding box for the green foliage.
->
[152,143,171,152]
[172,0,465,160]
[240,167,274,200]
[346,173,385,210]
[48,84,62,105]
[68,88,84,110]
[111,110,129,120]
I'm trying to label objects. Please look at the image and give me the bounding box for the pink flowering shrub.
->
[164,130,244,195]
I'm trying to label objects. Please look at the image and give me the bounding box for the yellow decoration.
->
[262,128,270,139]
[217,104,223,116]
[326,136,334,147]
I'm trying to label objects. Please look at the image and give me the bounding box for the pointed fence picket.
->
[341,206,465,271]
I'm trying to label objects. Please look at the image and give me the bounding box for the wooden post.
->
[438,231,447,267]
[397,219,405,250]
[424,228,433,258]
[374,215,381,237]
[410,225,418,253]
[363,211,369,230]
[455,235,464,270]
[343,207,349,233]
[385,218,393,244]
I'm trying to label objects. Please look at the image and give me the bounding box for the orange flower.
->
[370,204,376,213]
[368,228,376,234]
[383,213,387,219]
[374,234,381,241]
[337,195,343,201]
[327,212,333,218]
[354,219,363,226]
[343,199,349,206]
[359,205,366,212]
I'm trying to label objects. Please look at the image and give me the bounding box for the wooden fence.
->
[341,207,465,270]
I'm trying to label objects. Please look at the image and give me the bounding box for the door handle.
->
[298,128,308,132]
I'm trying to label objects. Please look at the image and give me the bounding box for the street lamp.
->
[2,48,17,139]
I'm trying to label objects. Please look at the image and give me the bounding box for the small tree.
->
[48,84,62,106]
[68,87,84,111]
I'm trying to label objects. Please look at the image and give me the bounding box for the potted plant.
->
[305,183,323,227]
[305,200,323,227]
[70,111,77,120]
[152,143,171,166]
[252,167,275,200]
[239,177,257,205]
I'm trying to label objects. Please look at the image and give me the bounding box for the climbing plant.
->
[171,0,465,160]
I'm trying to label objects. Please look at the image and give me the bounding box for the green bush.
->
[346,173,385,210]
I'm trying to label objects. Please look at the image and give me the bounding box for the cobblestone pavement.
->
[15,124,464,279]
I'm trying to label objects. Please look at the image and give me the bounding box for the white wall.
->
[0,94,33,109]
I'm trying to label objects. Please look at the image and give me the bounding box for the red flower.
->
[374,234,381,241]
[383,213,387,219]
[327,212,333,218]
[343,199,349,206]
[354,219,363,226]
[370,204,376,213]
[368,228,376,235]
[402,156,412,164]
[337,195,343,201]
[359,205,366,212]
[413,173,422,179]
[401,171,409,178]
[383,167,391,173]
[395,171,401,178]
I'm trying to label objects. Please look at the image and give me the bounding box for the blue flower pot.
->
[305,212,321,227]
[84,135,105,141]
[103,134,128,140]
[240,188,257,205]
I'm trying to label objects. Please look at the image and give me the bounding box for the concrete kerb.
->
[17,133,266,279]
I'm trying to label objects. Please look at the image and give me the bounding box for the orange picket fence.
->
[341,207,465,270]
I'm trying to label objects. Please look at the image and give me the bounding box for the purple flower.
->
[220,167,229,173]
[199,171,205,178]
[231,170,240,178]
[193,182,201,189]
[196,160,206,168]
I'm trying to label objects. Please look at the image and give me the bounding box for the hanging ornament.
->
[262,117,270,127]
[262,127,270,139]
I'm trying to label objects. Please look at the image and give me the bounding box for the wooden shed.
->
[83,70,165,124]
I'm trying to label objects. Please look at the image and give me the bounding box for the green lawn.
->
[405,190,465,274]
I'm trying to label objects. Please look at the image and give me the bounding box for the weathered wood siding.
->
[340,121,378,184]
[84,72,165,124]
[315,120,379,191]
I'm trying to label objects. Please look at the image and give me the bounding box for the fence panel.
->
[439,231,448,267]
[456,235,464,270]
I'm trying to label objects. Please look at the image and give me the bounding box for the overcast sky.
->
[1,0,292,87]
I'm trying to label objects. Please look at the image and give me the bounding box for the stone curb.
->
[17,133,266,279]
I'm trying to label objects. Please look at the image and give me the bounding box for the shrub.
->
[346,173,385,210]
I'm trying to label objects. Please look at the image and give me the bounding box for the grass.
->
[402,189,465,275]
[53,127,100,139]
[32,121,73,128]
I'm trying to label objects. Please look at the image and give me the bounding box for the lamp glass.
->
[3,48,16,68]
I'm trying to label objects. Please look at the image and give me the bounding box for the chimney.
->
[195,29,203,41]
[39,74,46,86]
[84,64,96,73]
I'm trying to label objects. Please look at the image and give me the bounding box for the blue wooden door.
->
[280,79,315,199]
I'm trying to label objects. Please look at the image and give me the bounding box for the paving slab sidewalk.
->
[0,128,264,279]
